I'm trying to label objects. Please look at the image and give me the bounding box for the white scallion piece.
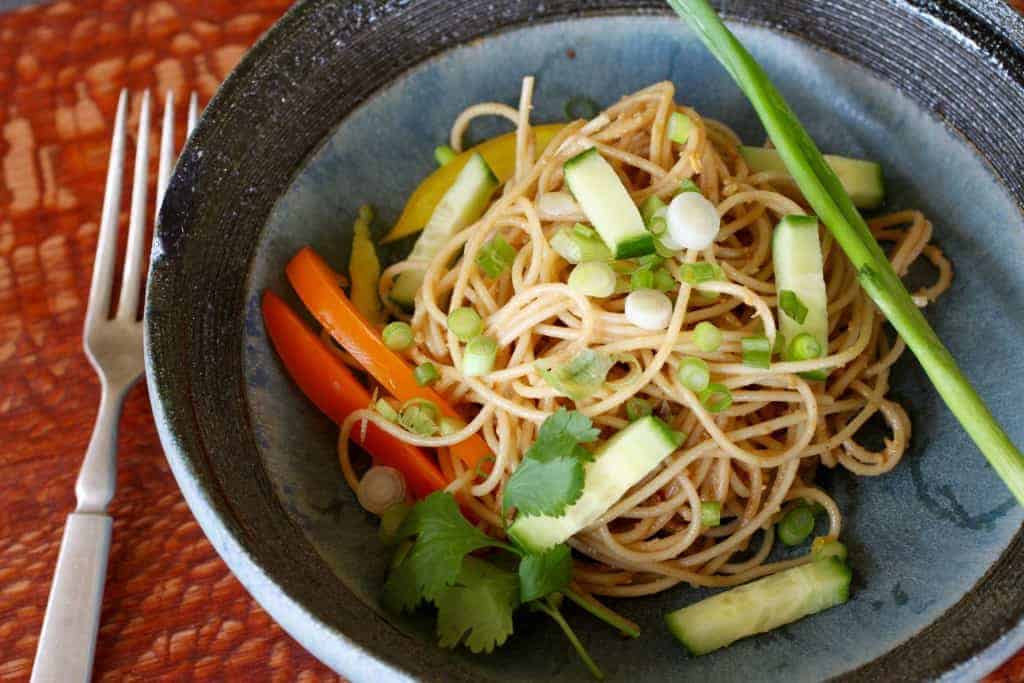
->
[568,261,616,298]
[664,191,720,250]
[357,466,407,515]
[625,289,673,330]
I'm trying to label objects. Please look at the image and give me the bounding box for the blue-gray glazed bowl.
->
[145,1,1024,681]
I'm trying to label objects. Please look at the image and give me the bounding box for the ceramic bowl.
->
[145,1,1024,680]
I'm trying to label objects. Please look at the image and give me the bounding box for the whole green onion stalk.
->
[667,0,1024,505]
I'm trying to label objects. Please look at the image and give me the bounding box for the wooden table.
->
[0,1,1022,681]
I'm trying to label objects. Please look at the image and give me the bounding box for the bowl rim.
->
[145,1,1024,681]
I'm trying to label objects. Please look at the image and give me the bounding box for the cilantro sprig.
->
[380,410,637,678]
[502,408,600,518]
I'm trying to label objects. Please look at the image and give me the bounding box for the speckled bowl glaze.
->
[145,1,1024,681]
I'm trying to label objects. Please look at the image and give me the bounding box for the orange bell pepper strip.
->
[261,290,447,498]
[286,247,492,469]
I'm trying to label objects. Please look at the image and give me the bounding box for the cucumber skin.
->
[665,557,851,656]
[614,233,656,259]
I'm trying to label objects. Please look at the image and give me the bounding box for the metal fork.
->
[31,90,199,683]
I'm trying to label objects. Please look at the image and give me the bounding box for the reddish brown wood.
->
[0,1,1021,681]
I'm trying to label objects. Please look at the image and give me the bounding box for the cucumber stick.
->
[563,148,655,259]
[740,146,884,210]
[507,416,678,553]
[391,153,498,306]
[773,215,827,377]
[665,557,851,656]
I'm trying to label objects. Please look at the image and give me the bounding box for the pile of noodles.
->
[336,78,952,604]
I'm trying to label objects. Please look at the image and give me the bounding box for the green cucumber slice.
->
[563,148,654,259]
[665,557,851,656]
[507,416,678,553]
[391,152,498,306]
[773,215,828,378]
[740,146,884,210]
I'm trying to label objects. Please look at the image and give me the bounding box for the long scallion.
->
[668,0,1024,504]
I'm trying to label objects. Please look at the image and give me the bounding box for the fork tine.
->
[115,90,151,320]
[156,91,174,217]
[84,90,128,332]
[187,91,199,136]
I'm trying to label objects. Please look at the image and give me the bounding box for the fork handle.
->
[30,513,113,683]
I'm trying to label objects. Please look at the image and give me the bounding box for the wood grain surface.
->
[0,1,1022,682]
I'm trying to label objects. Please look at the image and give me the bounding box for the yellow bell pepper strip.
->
[261,290,447,498]
[383,123,567,243]
[286,247,492,469]
[348,204,384,326]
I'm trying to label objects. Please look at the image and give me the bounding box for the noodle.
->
[345,80,951,602]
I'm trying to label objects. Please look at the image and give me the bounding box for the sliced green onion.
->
[550,225,612,264]
[778,505,815,546]
[630,266,654,291]
[625,397,653,422]
[399,401,439,436]
[773,332,787,356]
[778,289,809,324]
[670,429,688,447]
[569,261,617,298]
[379,501,412,544]
[679,261,723,286]
[700,500,722,527]
[788,332,823,361]
[463,335,498,377]
[638,253,665,268]
[382,321,414,351]
[476,235,517,278]
[413,362,440,386]
[537,349,614,401]
[811,537,848,562]
[649,215,668,236]
[677,357,710,392]
[640,195,666,224]
[742,335,772,369]
[693,321,722,352]
[699,383,733,413]
[679,178,701,194]
[375,398,399,422]
[668,111,694,144]
[434,144,457,166]
[653,267,676,292]
[439,415,465,436]
[447,306,483,341]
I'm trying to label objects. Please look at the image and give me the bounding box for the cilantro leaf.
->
[381,549,422,613]
[397,492,501,601]
[503,455,586,517]
[503,410,599,517]
[435,557,519,654]
[536,407,601,446]
[518,544,572,603]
